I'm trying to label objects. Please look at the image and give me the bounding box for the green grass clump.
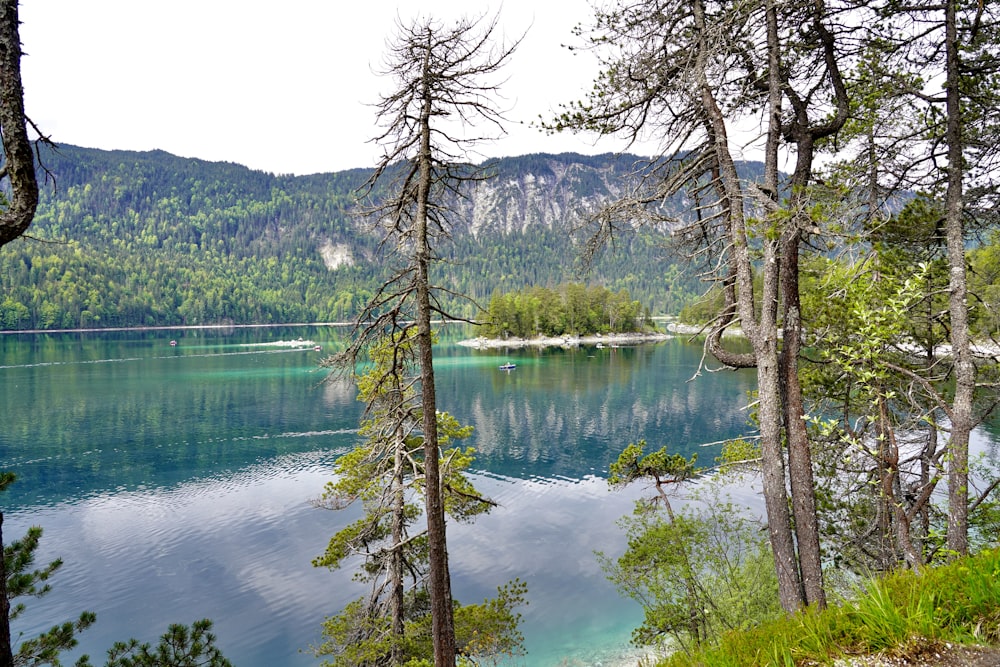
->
[660,548,1000,666]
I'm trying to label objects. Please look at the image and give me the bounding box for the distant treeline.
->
[0,145,707,330]
[481,283,652,338]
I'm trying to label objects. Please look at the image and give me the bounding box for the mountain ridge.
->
[0,143,703,330]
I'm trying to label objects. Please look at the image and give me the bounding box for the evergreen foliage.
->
[800,228,1000,573]
[602,500,781,654]
[2,473,95,667]
[101,621,231,667]
[314,332,525,666]
[599,443,780,654]
[481,283,651,338]
[0,145,707,330]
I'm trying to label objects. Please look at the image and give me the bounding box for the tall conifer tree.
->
[335,13,520,664]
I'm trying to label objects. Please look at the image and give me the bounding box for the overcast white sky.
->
[18,1,659,176]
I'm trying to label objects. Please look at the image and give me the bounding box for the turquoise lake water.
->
[1,326,764,666]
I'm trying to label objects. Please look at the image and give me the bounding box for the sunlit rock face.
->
[461,155,632,238]
[319,240,354,270]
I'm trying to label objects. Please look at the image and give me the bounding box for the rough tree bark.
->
[0,0,37,248]
[693,0,804,611]
[1,1,38,664]
[411,40,456,662]
[943,0,973,557]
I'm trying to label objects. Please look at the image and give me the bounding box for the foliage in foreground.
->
[317,581,527,667]
[599,491,782,655]
[314,334,525,667]
[660,548,1000,667]
[99,620,232,667]
[599,442,782,655]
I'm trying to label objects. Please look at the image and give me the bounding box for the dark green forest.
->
[481,283,651,338]
[0,144,702,330]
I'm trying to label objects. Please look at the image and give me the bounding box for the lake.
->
[1,326,761,666]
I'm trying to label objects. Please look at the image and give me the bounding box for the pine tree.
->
[334,13,521,664]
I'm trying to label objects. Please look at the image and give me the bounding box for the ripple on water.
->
[441,473,647,667]
[5,456,652,667]
[7,455,368,667]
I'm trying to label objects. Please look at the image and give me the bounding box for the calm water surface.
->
[1,327,759,666]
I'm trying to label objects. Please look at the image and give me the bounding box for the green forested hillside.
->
[0,144,702,330]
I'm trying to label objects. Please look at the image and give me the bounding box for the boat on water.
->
[499,362,516,371]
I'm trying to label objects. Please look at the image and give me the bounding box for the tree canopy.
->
[481,283,650,338]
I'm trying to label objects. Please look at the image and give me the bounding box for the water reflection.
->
[434,342,757,479]
[7,455,364,667]
[2,328,761,667]
[1,331,757,508]
[0,329,360,508]
[7,456,648,667]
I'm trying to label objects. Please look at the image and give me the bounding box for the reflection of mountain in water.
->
[434,340,757,480]
[3,328,755,508]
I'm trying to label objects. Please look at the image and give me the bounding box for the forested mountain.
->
[0,144,708,330]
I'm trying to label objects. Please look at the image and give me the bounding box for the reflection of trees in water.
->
[444,341,757,479]
[321,375,355,407]
[1,330,364,508]
[5,333,756,505]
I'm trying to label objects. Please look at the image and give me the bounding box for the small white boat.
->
[499,362,516,371]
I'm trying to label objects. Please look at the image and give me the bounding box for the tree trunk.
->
[416,42,456,666]
[944,0,972,558]
[779,226,826,606]
[0,0,38,248]
[780,135,825,607]
[774,0,849,606]
[878,397,922,570]
[390,424,406,666]
[757,352,805,611]
[919,416,937,557]
[694,0,803,612]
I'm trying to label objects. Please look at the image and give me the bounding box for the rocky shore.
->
[456,331,672,349]
[666,322,746,337]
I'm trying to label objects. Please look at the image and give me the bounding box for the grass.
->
[659,548,1000,666]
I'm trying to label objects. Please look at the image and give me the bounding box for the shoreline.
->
[457,331,672,349]
[0,321,356,335]
[666,322,745,337]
